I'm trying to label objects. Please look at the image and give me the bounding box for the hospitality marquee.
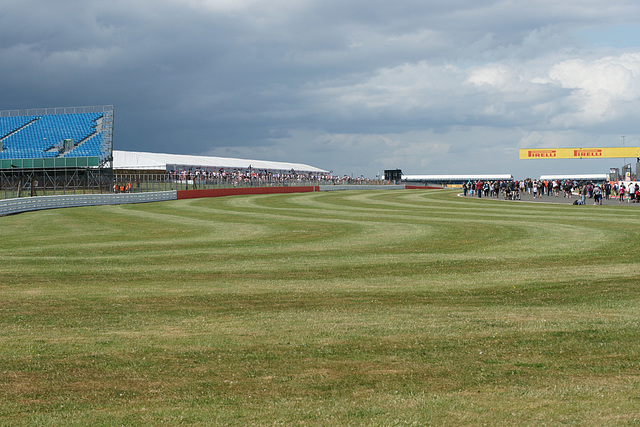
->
[520,147,640,159]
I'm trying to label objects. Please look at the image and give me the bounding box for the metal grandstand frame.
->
[0,105,114,199]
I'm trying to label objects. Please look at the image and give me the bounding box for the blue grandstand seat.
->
[0,112,106,160]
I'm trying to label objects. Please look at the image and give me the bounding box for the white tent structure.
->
[539,174,609,181]
[113,150,328,173]
[402,174,513,183]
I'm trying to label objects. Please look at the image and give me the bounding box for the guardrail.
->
[0,191,177,216]
[319,184,406,191]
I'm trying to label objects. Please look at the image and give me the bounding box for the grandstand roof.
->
[113,150,328,173]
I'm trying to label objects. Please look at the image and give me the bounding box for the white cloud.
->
[173,0,258,11]
[466,64,515,88]
[546,53,640,123]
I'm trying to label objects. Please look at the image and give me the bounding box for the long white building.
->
[402,174,513,183]
[538,174,609,181]
[113,150,328,173]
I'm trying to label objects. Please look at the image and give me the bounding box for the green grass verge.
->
[1,189,640,425]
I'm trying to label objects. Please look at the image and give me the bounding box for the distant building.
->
[538,174,608,182]
[401,174,513,185]
[113,150,328,174]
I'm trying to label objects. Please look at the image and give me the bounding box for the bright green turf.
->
[1,189,640,425]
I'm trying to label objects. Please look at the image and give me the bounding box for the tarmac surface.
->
[461,190,640,206]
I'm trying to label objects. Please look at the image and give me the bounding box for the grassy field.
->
[1,189,640,425]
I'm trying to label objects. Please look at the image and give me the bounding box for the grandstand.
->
[0,104,339,198]
[112,150,331,193]
[0,105,113,168]
[0,106,113,198]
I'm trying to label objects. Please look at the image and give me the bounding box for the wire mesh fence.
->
[0,168,112,200]
[1,170,388,200]
[111,172,386,193]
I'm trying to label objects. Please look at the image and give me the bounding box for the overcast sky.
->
[3,0,640,178]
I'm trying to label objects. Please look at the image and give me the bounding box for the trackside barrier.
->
[0,191,177,216]
[404,185,444,190]
[319,184,406,191]
[319,185,442,191]
[177,186,319,199]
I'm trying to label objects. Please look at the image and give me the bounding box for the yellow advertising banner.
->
[520,147,640,159]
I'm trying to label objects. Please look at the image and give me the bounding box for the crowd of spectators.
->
[115,167,640,204]
[112,168,395,194]
[462,179,640,204]
[165,168,375,186]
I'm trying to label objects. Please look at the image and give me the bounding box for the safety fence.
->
[0,167,112,200]
[0,171,396,200]
[112,173,389,193]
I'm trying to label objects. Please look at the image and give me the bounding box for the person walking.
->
[593,185,602,205]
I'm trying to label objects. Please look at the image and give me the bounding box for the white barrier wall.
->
[319,184,406,191]
[0,191,177,216]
